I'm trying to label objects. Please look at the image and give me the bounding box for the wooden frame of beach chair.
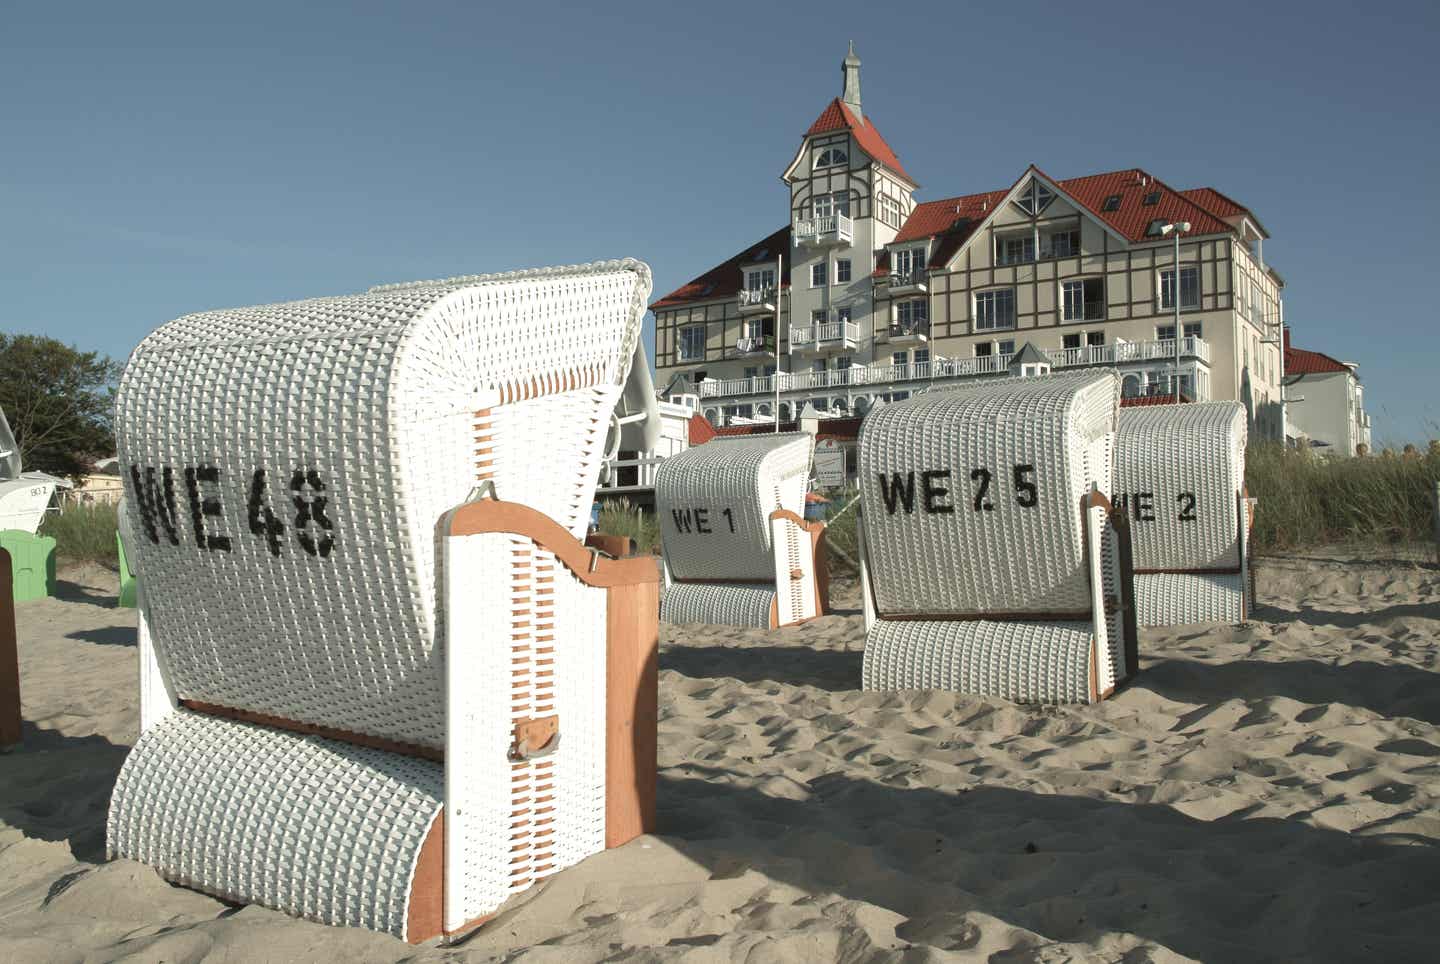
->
[107,261,660,943]
[654,433,828,629]
[857,371,1138,703]
[1,547,18,751]
[1115,401,1253,627]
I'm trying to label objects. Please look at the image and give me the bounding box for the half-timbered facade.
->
[651,46,1288,440]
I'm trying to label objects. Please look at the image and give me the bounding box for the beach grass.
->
[597,497,660,555]
[1246,442,1440,552]
[39,501,120,567]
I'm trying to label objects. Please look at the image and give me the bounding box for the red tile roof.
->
[687,413,717,446]
[1180,187,1251,221]
[1285,343,1353,376]
[649,225,790,310]
[806,98,912,183]
[1049,168,1234,242]
[885,168,1239,272]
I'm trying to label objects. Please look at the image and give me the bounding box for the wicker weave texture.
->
[861,618,1094,703]
[655,433,813,583]
[1134,571,1244,626]
[107,709,442,941]
[859,371,1119,616]
[1115,402,1246,570]
[114,261,649,751]
[660,581,775,628]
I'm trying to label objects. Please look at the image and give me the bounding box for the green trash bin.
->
[0,530,57,602]
[117,530,138,608]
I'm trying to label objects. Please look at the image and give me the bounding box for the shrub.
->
[39,501,119,566]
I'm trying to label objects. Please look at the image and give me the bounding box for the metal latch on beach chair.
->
[508,715,560,761]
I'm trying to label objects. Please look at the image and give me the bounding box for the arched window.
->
[814,147,848,168]
[1121,374,1142,398]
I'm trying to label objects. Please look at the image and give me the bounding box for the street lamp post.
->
[1159,220,1191,403]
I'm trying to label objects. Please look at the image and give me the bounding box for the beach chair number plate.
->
[875,465,1039,515]
[128,463,336,558]
[1114,491,1198,523]
[668,507,736,535]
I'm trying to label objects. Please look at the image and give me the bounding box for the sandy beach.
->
[2,553,1438,962]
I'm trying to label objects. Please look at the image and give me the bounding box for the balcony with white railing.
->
[1047,336,1210,369]
[734,335,776,357]
[692,338,1215,404]
[793,213,853,247]
[789,320,859,353]
[886,268,928,295]
[881,320,929,346]
[737,285,777,315]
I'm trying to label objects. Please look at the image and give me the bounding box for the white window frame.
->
[996,234,1035,266]
[834,259,851,284]
[1061,277,1105,322]
[1045,228,1080,259]
[1158,264,1201,311]
[745,268,775,291]
[893,246,927,279]
[1156,321,1203,341]
[974,288,1016,331]
[814,146,848,169]
[679,325,706,361]
[895,299,927,330]
[810,262,827,287]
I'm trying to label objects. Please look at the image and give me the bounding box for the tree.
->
[0,334,120,480]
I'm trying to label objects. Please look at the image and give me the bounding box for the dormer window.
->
[892,246,927,280]
[1014,181,1055,216]
[814,147,848,168]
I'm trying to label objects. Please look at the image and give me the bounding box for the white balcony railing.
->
[735,335,775,355]
[888,268,927,290]
[737,286,777,311]
[793,213,854,246]
[789,320,860,348]
[1047,336,1210,369]
[885,320,930,342]
[691,338,1210,400]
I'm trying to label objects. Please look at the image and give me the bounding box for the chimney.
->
[842,41,863,122]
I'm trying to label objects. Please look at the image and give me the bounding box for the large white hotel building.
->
[650,45,1288,439]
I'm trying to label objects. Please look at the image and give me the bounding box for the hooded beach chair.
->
[1115,401,1254,626]
[107,261,661,943]
[857,370,1138,703]
[655,432,828,629]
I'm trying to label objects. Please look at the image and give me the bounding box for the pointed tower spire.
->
[841,41,862,123]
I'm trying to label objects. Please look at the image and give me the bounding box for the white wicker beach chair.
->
[1116,401,1253,626]
[857,371,1138,703]
[107,261,661,943]
[655,433,828,629]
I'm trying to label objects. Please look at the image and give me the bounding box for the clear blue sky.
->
[3,1,1435,442]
